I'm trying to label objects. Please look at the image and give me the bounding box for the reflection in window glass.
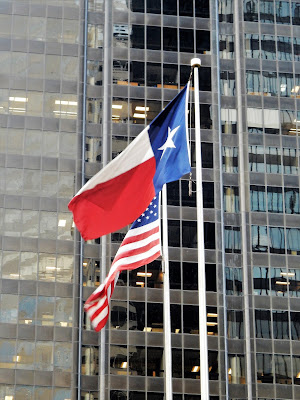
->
[244,0,258,21]
[223,186,239,213]
[271,267,289,296]
[163,64,178,88]
[246,70,261,95]
[255,310,271,338]
[285,188,300,214]
[274,354,292,384]
[228,354,245,384]
[250,185,266,212]
[257,353,273,383]
[269,226,285,254]
[291,312,300,340]
[292,3,300,25]
[253,266,270,295]
[223,146,238,172]
[82,346,99,375]
[221,108,237,133]
[225,267,243,295]
[129,347,145,376]
[110,345,127,375]
[278,36,292,61]
[267,187,283,213]
[263,71,277,96]
[261,35,276,59]
[0,340,16,369]
[294,37,300,61]
[260,0,275,23]
[147,347,163,377]
[88,24,103,48]
[0,294,18,323]
[283,148,298,174]
[245,34,260,58]
[266,146,281,173]
[273,310,289,339]
[219,0,234,22]
[224,226,241,253]
[227,310,244,339]
[276,1,290,24]
[281,109,296,135]
[286,229,300,255]
[219,34,235,59]
[252,225,268,252]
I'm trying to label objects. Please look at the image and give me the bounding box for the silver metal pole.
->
[233,1,253,397]
[162,184,173,400]
[77,0,89,398]
[191,58,209,399]
[100,0,113,398]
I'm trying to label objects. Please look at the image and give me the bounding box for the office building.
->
[0,0,300,399]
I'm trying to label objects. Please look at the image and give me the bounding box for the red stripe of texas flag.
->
[68,158,156,240]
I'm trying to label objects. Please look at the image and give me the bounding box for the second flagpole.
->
[162,184,173,400]
[191,58,210,398]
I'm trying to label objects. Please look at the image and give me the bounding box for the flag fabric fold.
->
[68,84,190,240]
[84,195,161,332]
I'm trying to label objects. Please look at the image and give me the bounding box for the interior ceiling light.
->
[9,97,28,102]
[135,106,149,111]
[133,113,146,118]
[112,104,123,109]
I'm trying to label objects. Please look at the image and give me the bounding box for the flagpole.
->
[191,58,210,398]
[162,184,173,400]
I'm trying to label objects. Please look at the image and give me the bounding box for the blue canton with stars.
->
[131,196,159,229]
[148,85,191,194]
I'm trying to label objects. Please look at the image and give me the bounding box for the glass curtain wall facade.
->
[1,0,300,399]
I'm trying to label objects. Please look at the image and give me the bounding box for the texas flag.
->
[68,84,191,240]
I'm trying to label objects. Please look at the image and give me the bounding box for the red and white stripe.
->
[84,219,161,332]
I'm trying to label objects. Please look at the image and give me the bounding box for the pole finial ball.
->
[191,58,201,67]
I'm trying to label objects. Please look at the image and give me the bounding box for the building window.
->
[224,226,241,253]
[226,267,243,295]
[249,145,264,172]
[276,0,291,24]
[219,0,234,23]
[246,70,261,95]
[224,186,239,213]
[283,148,298,174]
[257,353,273,383]
[221,108,237,133]
[227,310,244,339]
[251,225,268,252]
[285,188,300,214]
[244,0,259,21]
[274,354,292,384]
[219,34,235,59]
[147,26,161,50]
[267,186,283,213]
[271,267,289,297]
[223,146,238,172]
[245,33,260,58]
[255,309,271,338]
[260,0,275,23]
[291,313,300,340]
[250,185,266,212]
[269,227,285,253]
[273,310,289,339]
[266,146,282,173]
[228,354,246,384]
[253,266,270,296]
[286,228,300,255]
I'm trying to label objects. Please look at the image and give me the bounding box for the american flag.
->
[84,195,161,331]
